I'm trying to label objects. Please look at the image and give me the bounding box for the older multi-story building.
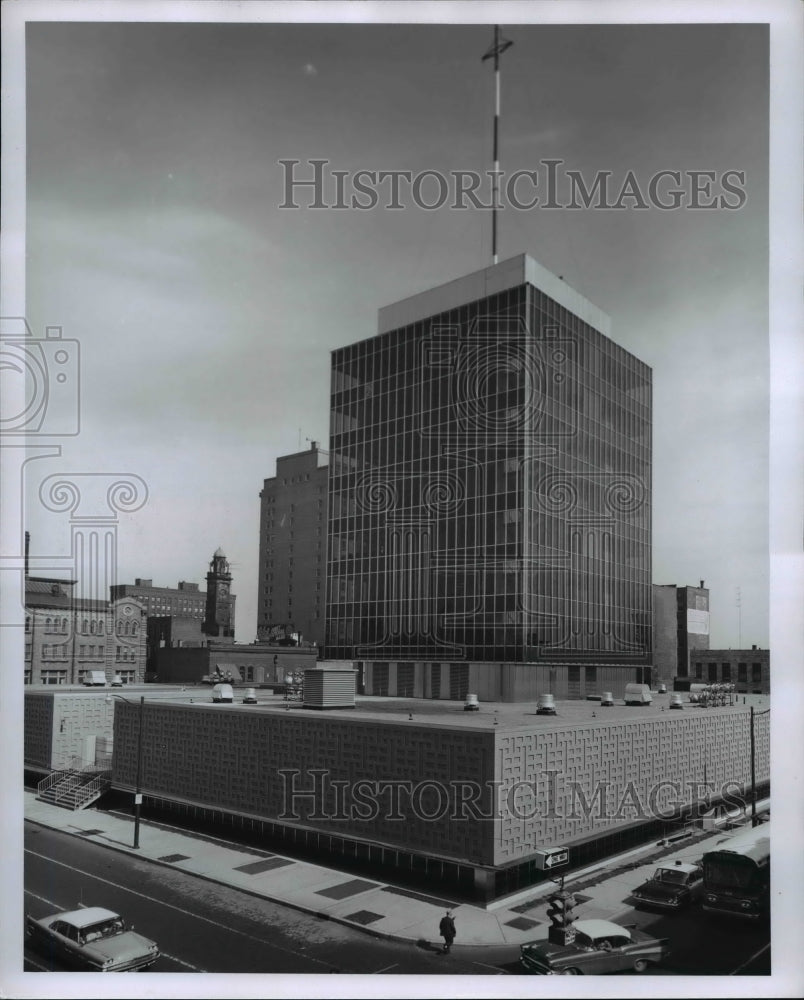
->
[24,576,146,685]
[327,254,652,699]
[688,646,770,694]
[110,578,206,619]
[652,581,710,685]
[257,442,328,648]
[114,552,237,674]
[675,582,711,678]
[145,615,207,677]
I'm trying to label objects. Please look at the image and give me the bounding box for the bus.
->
[701,820,770,919]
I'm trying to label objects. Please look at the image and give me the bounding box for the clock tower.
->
[203,547,236,639]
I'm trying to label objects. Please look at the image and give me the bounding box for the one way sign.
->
[533,847,569,871]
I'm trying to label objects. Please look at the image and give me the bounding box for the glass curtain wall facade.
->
[327,260,651,666]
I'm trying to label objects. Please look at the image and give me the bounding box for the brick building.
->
[110,578,206,618]
[24,577,147,686]
[652,581,710,686]
[152,641,318,685]
[687,647,770,694]
[675,582,711,679]
[116,551,237,673]
[257,443,328,648]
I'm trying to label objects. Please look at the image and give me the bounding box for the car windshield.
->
[704,860,757,889]
[79,917,125,943]
[655,869,687,883]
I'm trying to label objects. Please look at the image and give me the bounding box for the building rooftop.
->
[287,693,764,732]
[376,253,612,338]
[51,689,767,733]
[115,581,206,594]
[25,578,75,591]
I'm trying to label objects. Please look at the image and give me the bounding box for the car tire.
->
[633,959,649,973]
[561,968,582,975]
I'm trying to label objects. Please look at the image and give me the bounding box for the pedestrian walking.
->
[439,910,456,953]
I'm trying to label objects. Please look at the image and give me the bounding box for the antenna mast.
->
[482,25,513,265]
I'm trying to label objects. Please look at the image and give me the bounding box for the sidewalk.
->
[23,789,750,949]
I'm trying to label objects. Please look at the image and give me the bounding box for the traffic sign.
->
[533,847,569,871]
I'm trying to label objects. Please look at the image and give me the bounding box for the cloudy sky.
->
[8,5,783,650]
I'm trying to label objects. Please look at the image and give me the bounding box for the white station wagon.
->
[26,906,159,972]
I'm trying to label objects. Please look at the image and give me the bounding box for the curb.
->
[25,814,405,945]
[24,812,518,952]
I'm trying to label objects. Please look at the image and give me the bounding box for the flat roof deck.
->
[26,686,769,731]
[131,690,769,732]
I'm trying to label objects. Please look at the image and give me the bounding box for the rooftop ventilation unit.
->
[303,664,357,710]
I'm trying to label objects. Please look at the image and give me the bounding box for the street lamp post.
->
[108,693,145,848]
[133,695,144,848]
[750,705,770,827]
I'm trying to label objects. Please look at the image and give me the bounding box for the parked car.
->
[632,861,704,910]
[26,906,159,972]
[520,918,670,975]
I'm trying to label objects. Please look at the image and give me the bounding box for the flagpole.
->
[492,25,501,264]
[483,26,513,265]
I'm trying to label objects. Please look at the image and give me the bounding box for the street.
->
[24,822,770,977]
[615,895,770,976]
[23,824,508,976]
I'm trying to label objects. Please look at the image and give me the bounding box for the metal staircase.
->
[37,757,112,810]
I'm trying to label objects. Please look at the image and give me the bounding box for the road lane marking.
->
[468,959,508,973]
[23,955,51,972]
[372,963,398,973]
[25,886,205,971]
[159,951,205,971]
[729,941,770,975]
[23,889,62,908]
[25,847,333,970]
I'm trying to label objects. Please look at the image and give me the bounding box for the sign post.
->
[532,847,570,871]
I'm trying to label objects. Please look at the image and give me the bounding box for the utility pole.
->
[749,705,770,827]
[482,26,513,265]
[133,695,144,848]
[109,694,145,848]
[749,705,755,826]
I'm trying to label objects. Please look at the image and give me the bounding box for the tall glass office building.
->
[327,255,652,700]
